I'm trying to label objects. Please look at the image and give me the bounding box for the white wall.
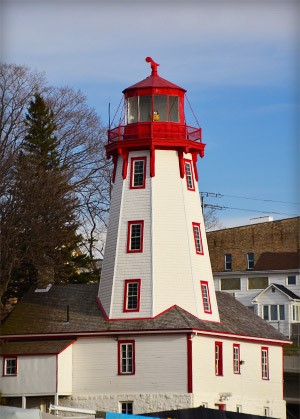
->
[72,335,187,394]
[57,345,73,395]
[0,355,56,396]
[192,335,286,419]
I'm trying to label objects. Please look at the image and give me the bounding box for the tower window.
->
[130,157,146,189]
[184,159,195,191]
[118,341,135,375]
[192,222,204,254]
[127,221,144,253]
[124,279,141,312]
[200,281,212,314]
[215,342,223,376]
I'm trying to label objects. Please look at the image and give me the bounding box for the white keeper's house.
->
[0,58,291,418]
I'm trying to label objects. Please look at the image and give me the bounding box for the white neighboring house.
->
[0,59,291,419]
[252,284,300,338]
[213,258,300,338]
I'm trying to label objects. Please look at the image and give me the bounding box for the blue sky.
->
[1,0,299,228]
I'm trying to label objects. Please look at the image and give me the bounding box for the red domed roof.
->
[123,57,186,93]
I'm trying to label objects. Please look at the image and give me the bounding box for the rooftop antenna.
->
[108,98,111,130]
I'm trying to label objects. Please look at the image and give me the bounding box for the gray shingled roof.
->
[272,283,300,300]
[0,284,288,342]
[0,339,74,356]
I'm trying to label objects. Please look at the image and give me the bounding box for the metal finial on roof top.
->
[145,56,159,76]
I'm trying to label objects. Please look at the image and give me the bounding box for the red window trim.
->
[123,279,141,312]
[192,222,204,255]
[200,280,212,314]
[2,356,18,376]
[233,344,241,374]
[130,157,147,189]
[215,341,223,376]
[261,346,269,380]
[184,159,195,191]
[127,221,144,253]
[118,340,135,375]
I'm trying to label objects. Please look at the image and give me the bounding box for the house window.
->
[124,279,141,312]
[192,223,204,254]
[292,305,300,321]
[184,160,195,191]
[120,402,133,414]
[287,275,296,285]
[130,157,146,189]
[225,254,232,271]
[127,221,144,253]
[200,281,212,314]
[248,277,268,290]
[118,341,135,375]
[261,347,269,380]
[233,344,240,374]
[262,305,285,321]
[3,357,17,376]
[215,342,223,376]
[247,253,254,269]
[220,278,241,291]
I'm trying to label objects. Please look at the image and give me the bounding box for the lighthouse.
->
[98,57,220,322]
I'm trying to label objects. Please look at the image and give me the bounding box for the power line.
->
[204,204,299,217]
[201,191,300,206]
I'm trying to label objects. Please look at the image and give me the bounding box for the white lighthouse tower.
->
[98,57,220,322]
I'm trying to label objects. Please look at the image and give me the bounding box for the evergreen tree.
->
[10,93,97,293]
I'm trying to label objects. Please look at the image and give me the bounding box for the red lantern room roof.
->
[123,57,186,94]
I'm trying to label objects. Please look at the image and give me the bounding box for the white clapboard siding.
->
[72,335,187,394]
[99,149,219,322]
[191,335,285,419]
[57,344,73,395]
[0,355,56,396]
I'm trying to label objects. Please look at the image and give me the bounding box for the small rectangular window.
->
[118,341,135,375]
[127,221,144,253]
[287,275,296,285]
[233,344,240,374]
[248,277,268,290]
[184,160,195,191]
[120,402,133,414]
[192,223,204,255]
[200,281,212,314]
[130,157,146,189]
[247,253,254,269]
[225,254,232,271]
[3,357,17,376]
[261,347,269,380]
[124,279,141,312]
[215,342,223,376]
[220,278,241,290]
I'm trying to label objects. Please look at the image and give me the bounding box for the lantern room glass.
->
[127,95,179,124]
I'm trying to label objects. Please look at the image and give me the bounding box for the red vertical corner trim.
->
[122,150,129,179]
[112,154,118,183]
[192,152,199,182]
[187,333,193,393]
[178,150,184,178]
[150,146,155,177]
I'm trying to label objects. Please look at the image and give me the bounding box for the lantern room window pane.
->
[127,96,138,124]
[153,95,167,121]
[169,96,179,122]
[139,95,152,122]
